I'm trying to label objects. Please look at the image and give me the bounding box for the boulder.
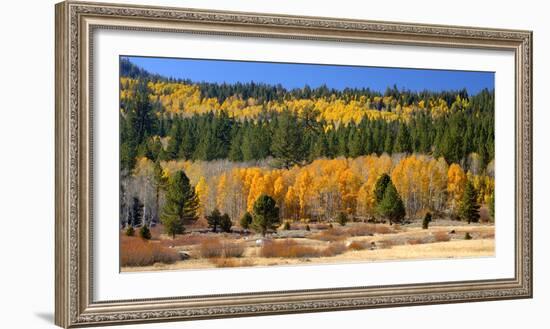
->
[178,251,191,260]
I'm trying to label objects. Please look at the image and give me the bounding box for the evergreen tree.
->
[364,129,374,155]
[125,225,135,236]
[212,111,233,159]
[336,128,349,157]
[129,197,144,227]
[151,160,168,224]
[271,111,305,168]
[136,141,152,159]
[326,130,338,158]
[132,81,156,140]
[383,130,394,154]
[240,121,262,161]
[178,122,195,160]
[206,208,222,232]
[374,173,391,204]
[372,123,382,155]
[436,114,465,164]
[460,181,480,224]
[120,80,156,169]
[165,120,182,160]
[161,170,199,238]
[193,126,217,161]
[148,138,164,160]
[240,128,254,161]
[282,221,291,230]
[254,122,272,159]
[139,224,152,240]
[348,129,364,158]
[220,213,233,233]
[120,141,138,173]
[489,192,495,221]
[240,212,253,230]
[376,182,406,224]
[416,115,432,153]
[422,212,432,229]
[336,212,349,226]
[394,124,412,154]
[228,128,244,162]
[252,194,280,236]
[309,133,329,161]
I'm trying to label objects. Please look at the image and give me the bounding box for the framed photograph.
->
[55,1,532,327]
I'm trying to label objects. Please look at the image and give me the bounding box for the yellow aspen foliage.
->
[392,155,421,216]
[195,176,209,217]
[472,174,495,205]
[216,173,228,211]
[284,186,300,220]
[131,154,486,223]
[246,171,272,212]
[295,169,314,218]
[447,163,467,213]
[356,183,372,217]
[273,175,286,203]
[133,157,154,176]
[121,78,465,125]
[337,168,363,215]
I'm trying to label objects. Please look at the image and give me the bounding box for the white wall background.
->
[0,0,546,328]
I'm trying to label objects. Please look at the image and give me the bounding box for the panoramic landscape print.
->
[119,56,495,272]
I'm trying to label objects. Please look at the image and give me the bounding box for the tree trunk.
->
[155,187,160,224]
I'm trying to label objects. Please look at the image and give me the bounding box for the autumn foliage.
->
[131,153,494,225]
[120,235,179,267]
[120,58,495,239]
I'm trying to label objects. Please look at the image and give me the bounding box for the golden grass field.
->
[121,222,495,272]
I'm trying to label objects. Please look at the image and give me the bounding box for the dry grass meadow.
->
[121,220,495,272]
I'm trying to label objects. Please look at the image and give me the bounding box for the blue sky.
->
[124,56,494,95]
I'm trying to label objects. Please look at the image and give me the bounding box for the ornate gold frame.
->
[55,1,532,327]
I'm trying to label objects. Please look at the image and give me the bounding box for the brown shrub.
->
[347,240,368,251]
[347,224,395,236]
[311,223,330,230]
[310,228,347,242]
[377,239,396,249]
[208,258,238,267]
[199,237,223,258]
[149,225,163,240]
[480,231,495,239]
[120,236,179,267]
[321,242,347,257]
[208,258,254,268]
[407,238,424,245]
[187,217,209,229]
[260,240,319,258]
[220,241,245,258]
[293,222,330,231]
[260,239,347,258]
[371,224,396,234]
[199,238,245,258]
[479,206,491,223]
[346,225,373,237]
[309,224,396,241]
[159,234,211,248]
[433,231,451,242]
